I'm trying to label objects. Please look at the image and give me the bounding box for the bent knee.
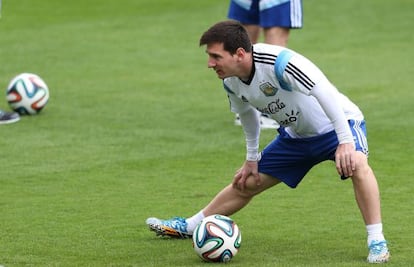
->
[234,173,279,197]
[351,153,375,180]
[233,178,259,198]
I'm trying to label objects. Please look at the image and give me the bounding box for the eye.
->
[215,54,224,61]
[208,53,221,60]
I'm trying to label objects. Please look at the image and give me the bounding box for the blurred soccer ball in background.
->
[6,73,49,115]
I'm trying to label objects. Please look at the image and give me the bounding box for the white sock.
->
[366,223,385,245]
[186,210,205,234]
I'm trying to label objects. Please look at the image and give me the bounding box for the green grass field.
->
[0,0,413,266]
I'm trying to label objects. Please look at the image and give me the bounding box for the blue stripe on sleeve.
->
[274,50,294,91]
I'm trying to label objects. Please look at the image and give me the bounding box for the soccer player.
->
[146,20,390,264]
[228,0,303,129]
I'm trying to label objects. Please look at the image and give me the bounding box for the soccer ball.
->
[6,73,50,115]
[192,214,241,263]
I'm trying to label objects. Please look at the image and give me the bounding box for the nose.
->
[207,58,216,68]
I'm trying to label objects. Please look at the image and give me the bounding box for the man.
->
[146,20,390,264]
[0,109,20,124]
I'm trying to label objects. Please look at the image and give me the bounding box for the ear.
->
[235,47,246,61]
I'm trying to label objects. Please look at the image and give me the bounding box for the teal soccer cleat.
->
[367,240,390,263]
[146,217,192,239]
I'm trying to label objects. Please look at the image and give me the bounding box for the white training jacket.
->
[223,43,363,160]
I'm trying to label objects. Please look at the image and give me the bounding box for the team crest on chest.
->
[259,82,278,96]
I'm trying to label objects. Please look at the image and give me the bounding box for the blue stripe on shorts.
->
[258,119,368,188]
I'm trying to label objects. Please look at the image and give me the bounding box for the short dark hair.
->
[199,20,252,54]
